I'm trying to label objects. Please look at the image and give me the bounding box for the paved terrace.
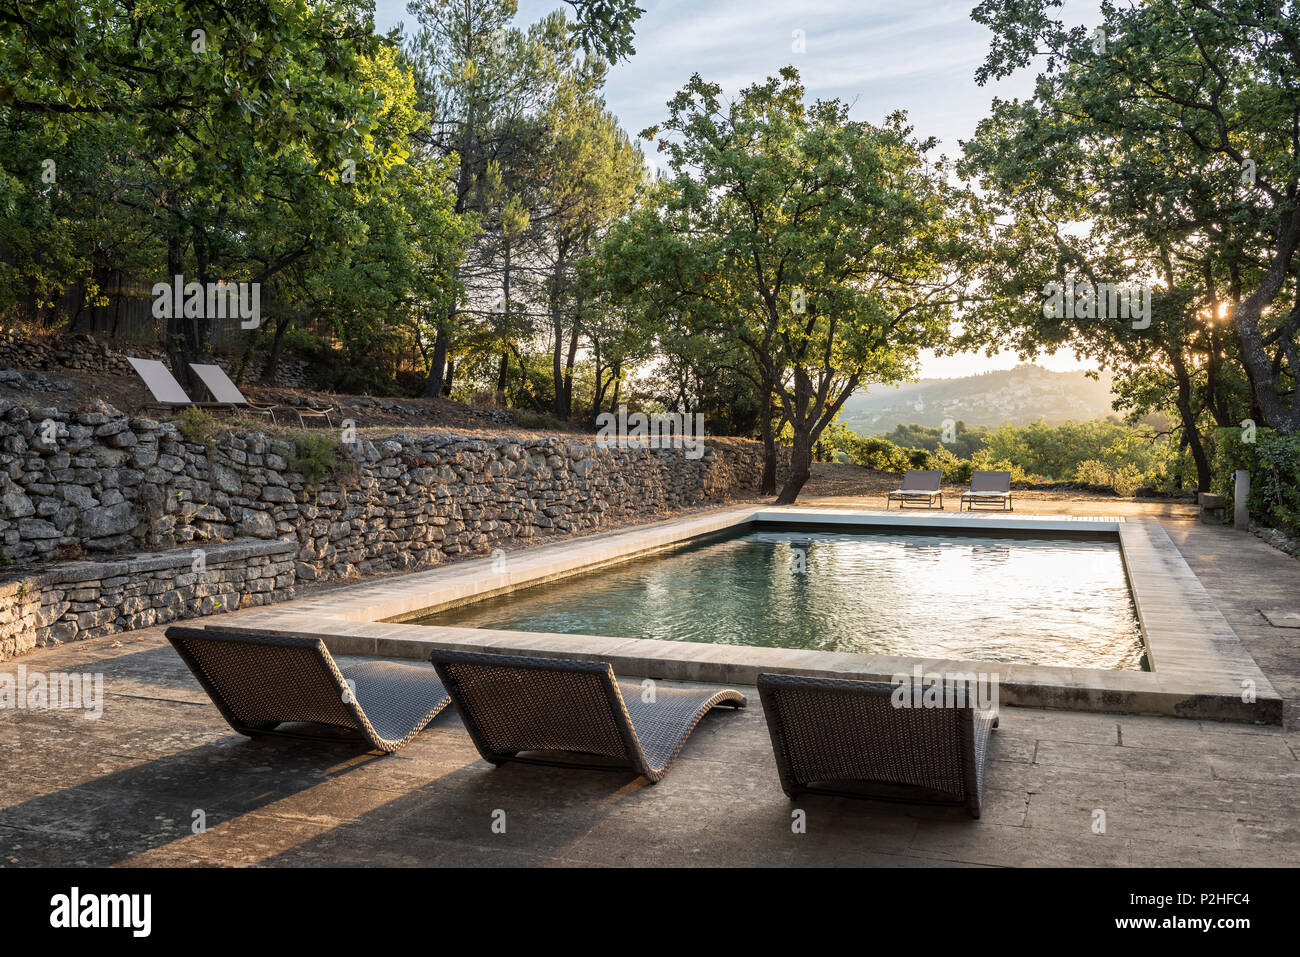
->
[1,504,1298,867]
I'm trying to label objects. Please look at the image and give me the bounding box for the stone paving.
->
[0,508,1297,867]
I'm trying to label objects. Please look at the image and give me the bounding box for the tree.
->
[972,0,1300,431]
[405,0,570,397]
[529,70,643,418]
[558,0,644,63]
[0,0,419,391]
[606,68,968,502]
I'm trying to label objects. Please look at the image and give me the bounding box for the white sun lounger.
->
[128,357,233,412]
[190,363,334,428]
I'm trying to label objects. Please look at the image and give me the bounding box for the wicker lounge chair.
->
[428,649,746,782]
[887,469,944,509]
[756,673,998,817]
[961,470,1013,511]
[165,626,451,753]
[190,363,335,428]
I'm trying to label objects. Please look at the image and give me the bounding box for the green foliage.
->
[559,0,644,62]
[980,418,1165,482]
[836,414,1186,493]
[514,412,570,431]
[175,408,216,447]
[836,433,929,474]
[880,421,989,459]
[603,66,978,501]
[287,434,345,489]
[0,1,475,386]
[1073,460,1142,497]
[963,0,1300,480]
[932,447,973,485]
[1214,428,1300,534]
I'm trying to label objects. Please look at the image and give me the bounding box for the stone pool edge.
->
[214,506,1283,725]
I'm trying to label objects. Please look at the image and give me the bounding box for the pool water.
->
[415,529,1146,670]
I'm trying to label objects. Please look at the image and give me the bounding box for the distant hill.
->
[840,365,1120,435]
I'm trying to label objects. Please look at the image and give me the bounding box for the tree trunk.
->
[562,319,580,418]
[609,365,622,415]
[496,352,509,401]
[550,259,566,418]
[776,423,812,504]
[1169,351,1211,491]
[423,310,451,398]
[262,311,291,385]
[759,386,777,496]
[1232,207,1300,430]
[163,233,201,394]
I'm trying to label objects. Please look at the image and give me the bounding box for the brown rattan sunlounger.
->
[757,672,998,817]
[429,649,745,782]
[166,626,451,753]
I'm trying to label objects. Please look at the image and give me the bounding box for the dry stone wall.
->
[0,331,310,387]
[0,397,766,659]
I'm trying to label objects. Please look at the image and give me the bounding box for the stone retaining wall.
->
[0,540,295,660]
[0,331,310,388]
[0,331,164,377]
[0,398,766,658]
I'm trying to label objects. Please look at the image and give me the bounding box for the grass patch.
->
[514,412,569,431]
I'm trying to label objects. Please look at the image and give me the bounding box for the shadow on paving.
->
[0,730,423,866]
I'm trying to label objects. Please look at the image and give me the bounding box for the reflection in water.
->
[416,530,1147,670]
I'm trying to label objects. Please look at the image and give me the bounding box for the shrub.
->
[969,448,1034,483]
[838,434,913,472]
[1073,459,1113,487]
[1072,459,1143,495]
[175,407,216,446]
[1214,427,1300,534]
[515,412,569,431]
[932,446,973,484]
[287,433,346,488]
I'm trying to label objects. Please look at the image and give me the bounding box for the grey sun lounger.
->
[190,363,335,428]
[428,649,746,782]
[166,626,451,753]
[128,357,235,413]
[756,673,998,817]
[887,469,944,509]
[961,470,1013,511]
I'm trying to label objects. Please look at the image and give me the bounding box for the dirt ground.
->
[0,369,574,433]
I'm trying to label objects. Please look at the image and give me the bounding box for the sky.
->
[373,0,1102,381]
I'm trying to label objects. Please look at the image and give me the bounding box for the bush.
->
[174,407,216,447]
[1072,459,1144,495]
[514,412,570,431]
[1073,459,1113,487]
[1214,427,1300,534]
[287,433,346,489]
[969,448,1035,483]
[838,434,924,473]
[932,446,973,484]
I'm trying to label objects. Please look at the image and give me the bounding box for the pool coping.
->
[215,506,1283,725]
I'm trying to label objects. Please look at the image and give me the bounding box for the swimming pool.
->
[415,527,1146,670]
